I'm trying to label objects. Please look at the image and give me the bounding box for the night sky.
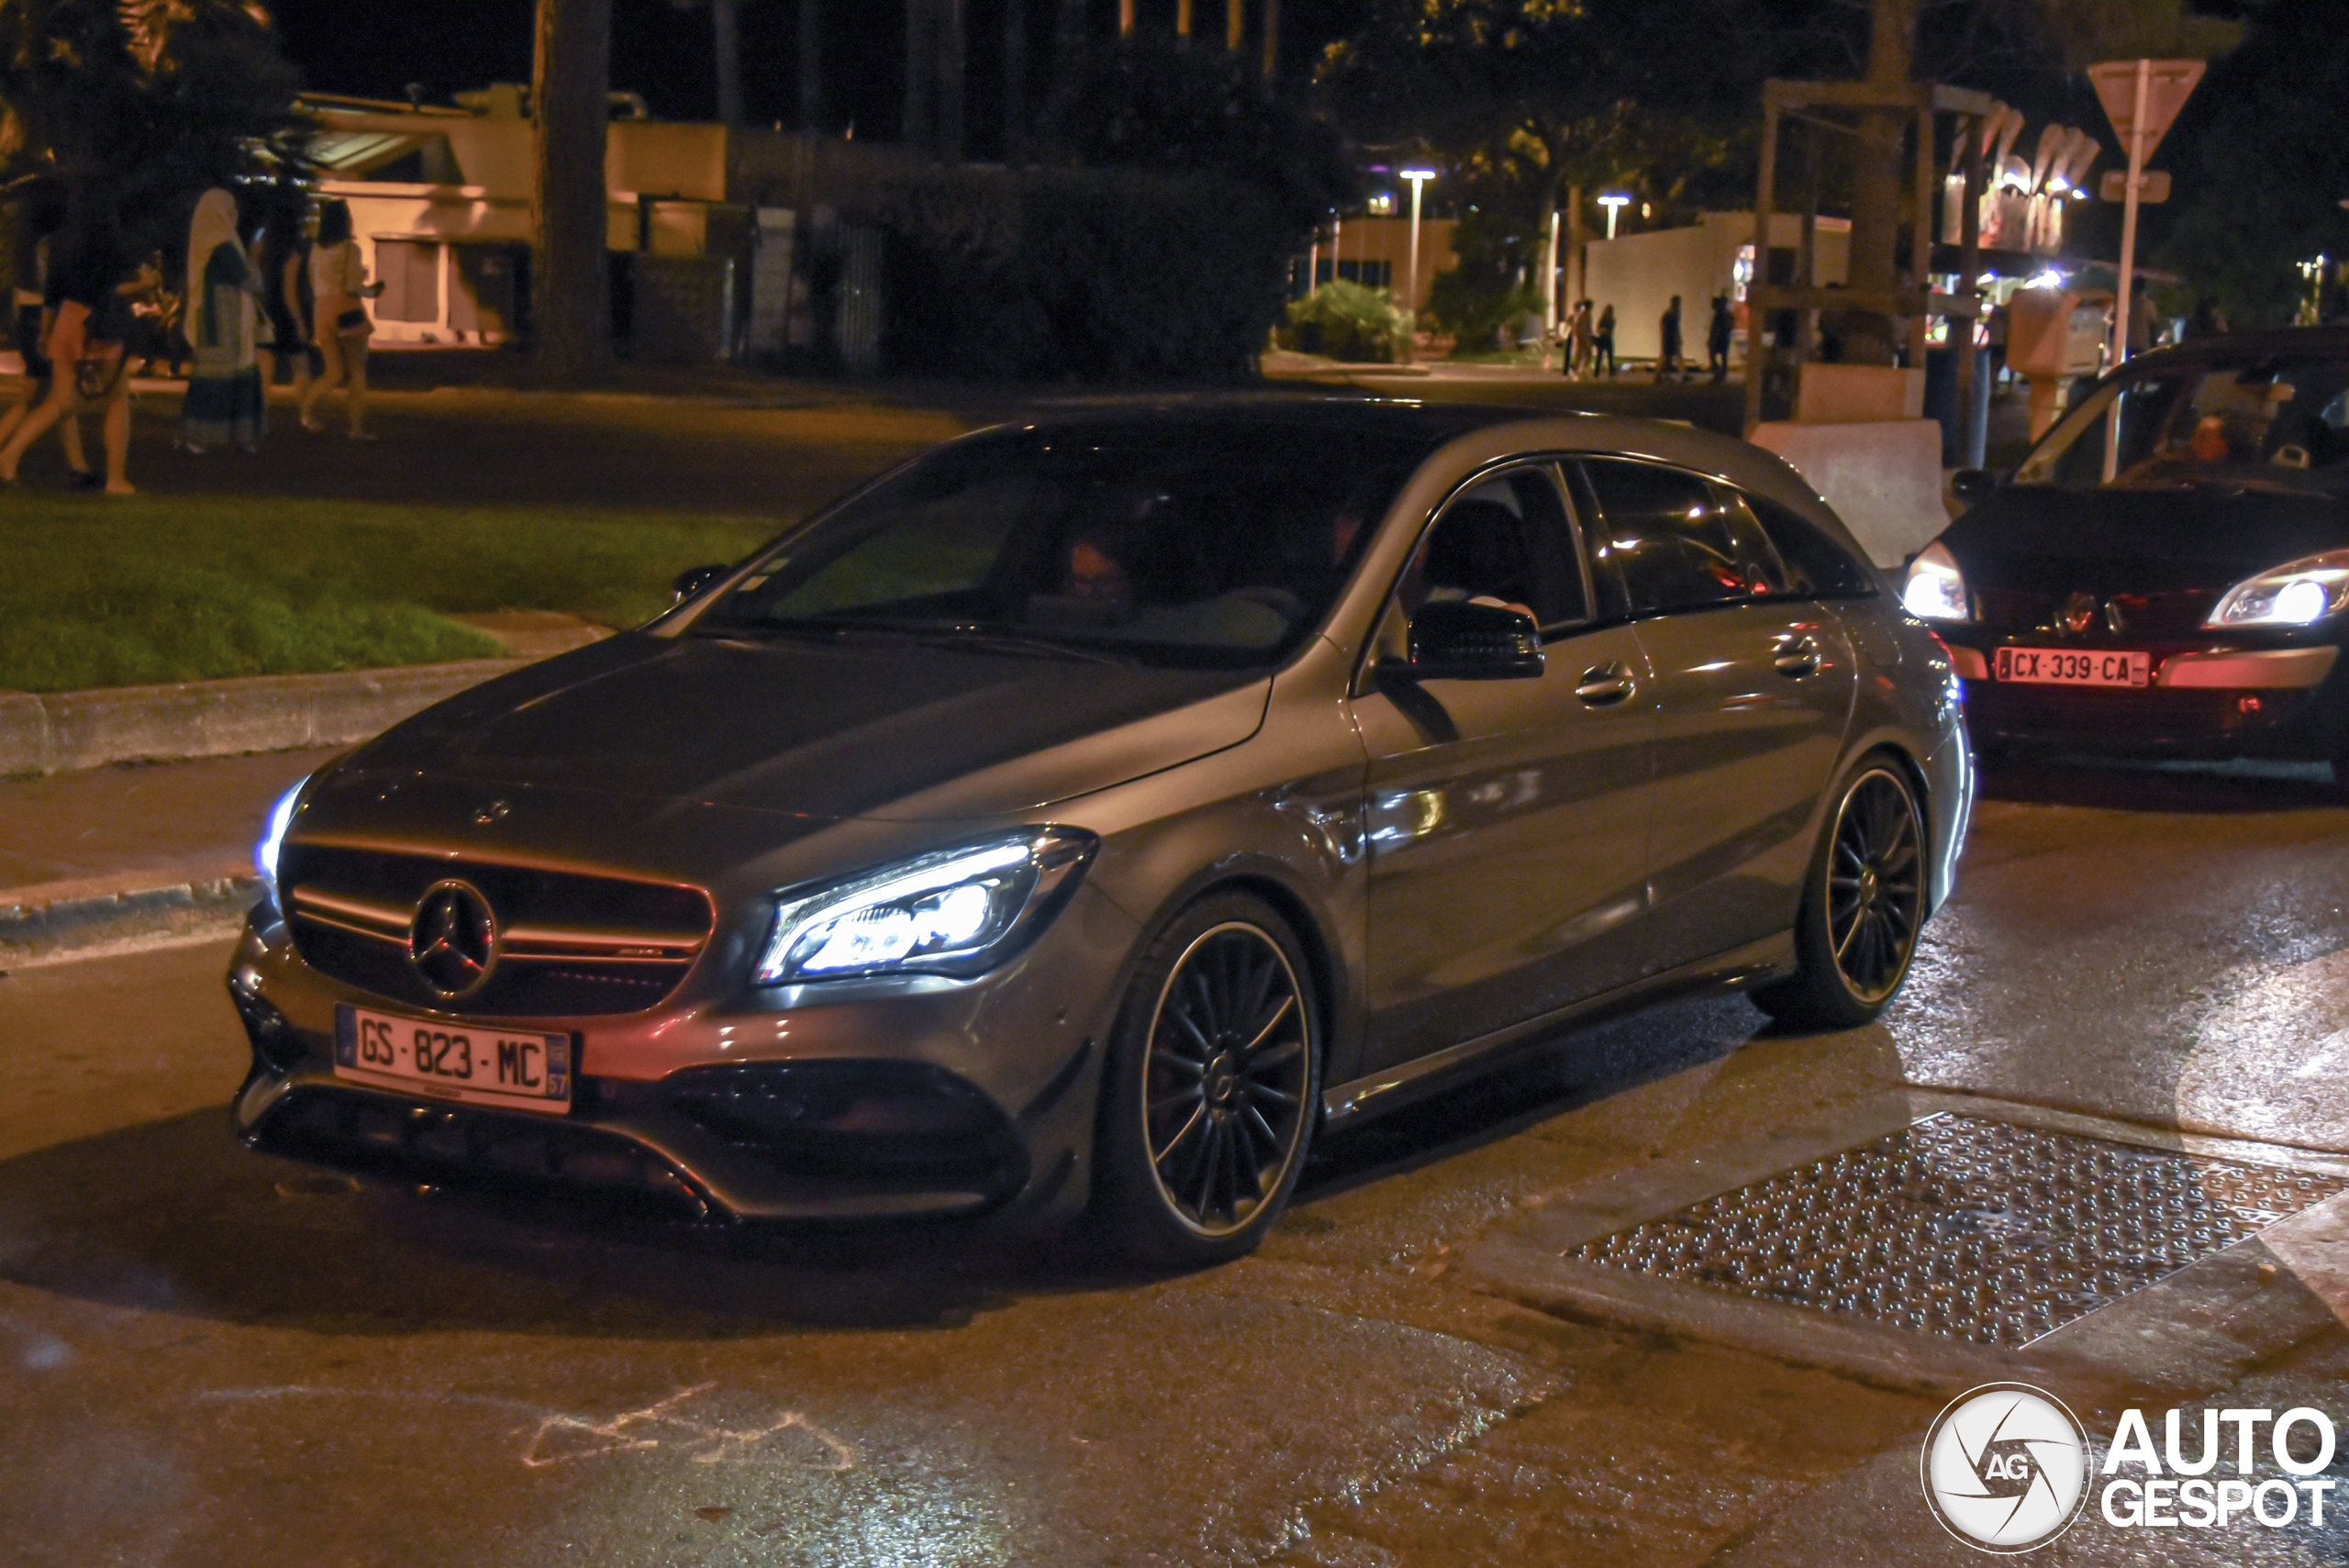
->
[270,0,1372,150]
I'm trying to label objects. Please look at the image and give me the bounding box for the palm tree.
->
[531,0,614,379]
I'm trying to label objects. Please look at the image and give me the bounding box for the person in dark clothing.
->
[1595,304,1617,377]
[254,183,317,398]
[1,206,136,492]
[1658,295,1684,381]
[0,180,95,484]
[1706,294,1733,382]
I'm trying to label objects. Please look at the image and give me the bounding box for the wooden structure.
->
[1743,78,2000,448]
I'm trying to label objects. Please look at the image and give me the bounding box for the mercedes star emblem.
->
[407,880,500,1000]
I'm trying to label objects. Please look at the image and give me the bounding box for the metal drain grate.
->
[1567,1114,2348,1346]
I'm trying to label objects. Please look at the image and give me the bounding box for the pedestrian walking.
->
[299,199,381,439]
[254,184,317,406]
[0,204,138,493]
[1657,295,1684,381]
[1595,304,1617,377]
[1564,299,1594,379]
[1707,294,1733,382]
[181,188,264,453]
[0,180,96,487]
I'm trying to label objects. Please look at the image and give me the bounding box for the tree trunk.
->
[1004,0,1027,157]
[712,0,742,124]
[1261,0,1278,81]
[937,0,964,162]
[1226,0,1242,52]
[532,0,614,381]
[799,0,822,129]
[1843,0,1916,365]
[905,0,934,150]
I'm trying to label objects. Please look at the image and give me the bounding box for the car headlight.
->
[1902,542,1970,622]
[254,774,311,889]
[755,827,1098,985]
[2206,550,2349,628]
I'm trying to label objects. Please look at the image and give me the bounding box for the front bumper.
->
[1943,635,2349,760]
[225,884,1137,1226]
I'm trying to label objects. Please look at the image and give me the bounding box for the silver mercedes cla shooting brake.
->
[228,403,1972,1265]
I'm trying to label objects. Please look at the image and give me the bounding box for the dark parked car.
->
[228,403,1970,1263]
[1919,328,2349,773]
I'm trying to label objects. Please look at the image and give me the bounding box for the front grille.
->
[1973,588,2220,636]
[659,1061,1026,1201]
[282,845,714,1018]
[1964,679,2310,745]
[254,1086,714,1220]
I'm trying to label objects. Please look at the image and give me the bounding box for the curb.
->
[0,658,522,776]
[0,868,259,967]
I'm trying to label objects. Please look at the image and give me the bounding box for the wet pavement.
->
[3,757,2346,1566]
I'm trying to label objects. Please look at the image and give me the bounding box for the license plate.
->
[1993,647,2150,688]
[334,1006,572,1114]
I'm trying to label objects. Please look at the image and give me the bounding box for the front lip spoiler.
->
[2156,646,2339,689]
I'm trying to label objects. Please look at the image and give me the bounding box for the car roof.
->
[2118,325,2349,371]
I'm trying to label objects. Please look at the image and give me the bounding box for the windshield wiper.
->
[706,615,1134,664]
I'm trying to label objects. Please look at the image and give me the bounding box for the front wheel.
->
[1751,757,1927,1030]
[1091,893,1320,1268]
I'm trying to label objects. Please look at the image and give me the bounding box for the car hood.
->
[1949,482,2349,593]
[342,630,1272,825]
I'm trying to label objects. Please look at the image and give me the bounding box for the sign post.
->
[2088,58,2204,479]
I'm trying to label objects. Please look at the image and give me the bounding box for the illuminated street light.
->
[1400,167,1435,360]
[1598,194,1630,240]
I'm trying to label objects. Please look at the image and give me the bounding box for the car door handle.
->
[1773,635,1820,678]
[1575,663,1637,706]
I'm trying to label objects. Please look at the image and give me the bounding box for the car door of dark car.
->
[1352,463,1656,1073]
[1570,460,1857,971]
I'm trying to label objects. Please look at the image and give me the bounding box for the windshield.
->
[2014,356,2349,490]
[695,426,1421,669]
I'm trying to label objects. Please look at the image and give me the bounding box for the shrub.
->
[1280,281,1411,364]
[877,167,1298,384]
[1423,270,1545,357]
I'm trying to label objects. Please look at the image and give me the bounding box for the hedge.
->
[876,167,1298,384]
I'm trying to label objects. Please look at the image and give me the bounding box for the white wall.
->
[1583,213,1849,364]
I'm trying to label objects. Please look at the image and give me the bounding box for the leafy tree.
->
[0,0,306,257]
[1041,34,1357,236]
[2157,0,2349,326]
[1321,0,1768,295]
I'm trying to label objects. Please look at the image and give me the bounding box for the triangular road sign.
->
[2088,59,2206,161]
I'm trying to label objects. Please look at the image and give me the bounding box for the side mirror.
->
[1382,599,1544,683]
[1949,469,1998,507]
[672,563,730,604]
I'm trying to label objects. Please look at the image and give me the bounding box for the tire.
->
[1091,891,1320,1268]
[1751,755,1928,1031]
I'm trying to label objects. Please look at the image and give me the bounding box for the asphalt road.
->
[4,758,2348,1567]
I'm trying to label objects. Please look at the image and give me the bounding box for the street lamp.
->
[1400,167,1435,359]
[1598,194,1630,240]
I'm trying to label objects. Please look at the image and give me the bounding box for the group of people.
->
[1,180,382,494]
[1554,295,1741,384]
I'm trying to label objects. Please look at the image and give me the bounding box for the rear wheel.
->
[1092,892,1319,1268]
[1751,757,1926,1030]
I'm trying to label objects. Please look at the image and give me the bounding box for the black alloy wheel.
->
[1753,758,1926,1029]
[1095,893,1319,1265]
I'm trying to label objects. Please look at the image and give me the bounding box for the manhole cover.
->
[1566,1114,2347,1345]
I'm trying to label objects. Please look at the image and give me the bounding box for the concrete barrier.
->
[0,659,522,777]
[1748,417,1951,568]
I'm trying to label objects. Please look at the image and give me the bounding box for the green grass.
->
[0,493,773,693]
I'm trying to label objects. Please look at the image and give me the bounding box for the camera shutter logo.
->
[1921,1383,2090,1553]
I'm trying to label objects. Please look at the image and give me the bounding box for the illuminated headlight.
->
[253,774,310,889]
[2206,550,2349,628]
[1901,542,1971,622]
[755,827,1097,985]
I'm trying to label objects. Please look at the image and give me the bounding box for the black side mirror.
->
[672,563,729,604]
[1950,469,1998,507]
[1383,599,1544,683]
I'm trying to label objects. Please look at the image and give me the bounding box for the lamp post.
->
[1400,167,1434,359]
[1598,194,1630,240]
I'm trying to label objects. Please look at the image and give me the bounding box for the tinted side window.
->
[1407,465,1589,629]
[1723,490,1878,597]
[1579,459,1787,615]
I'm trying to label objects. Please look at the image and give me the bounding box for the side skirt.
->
[1318,932,1796,1131]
